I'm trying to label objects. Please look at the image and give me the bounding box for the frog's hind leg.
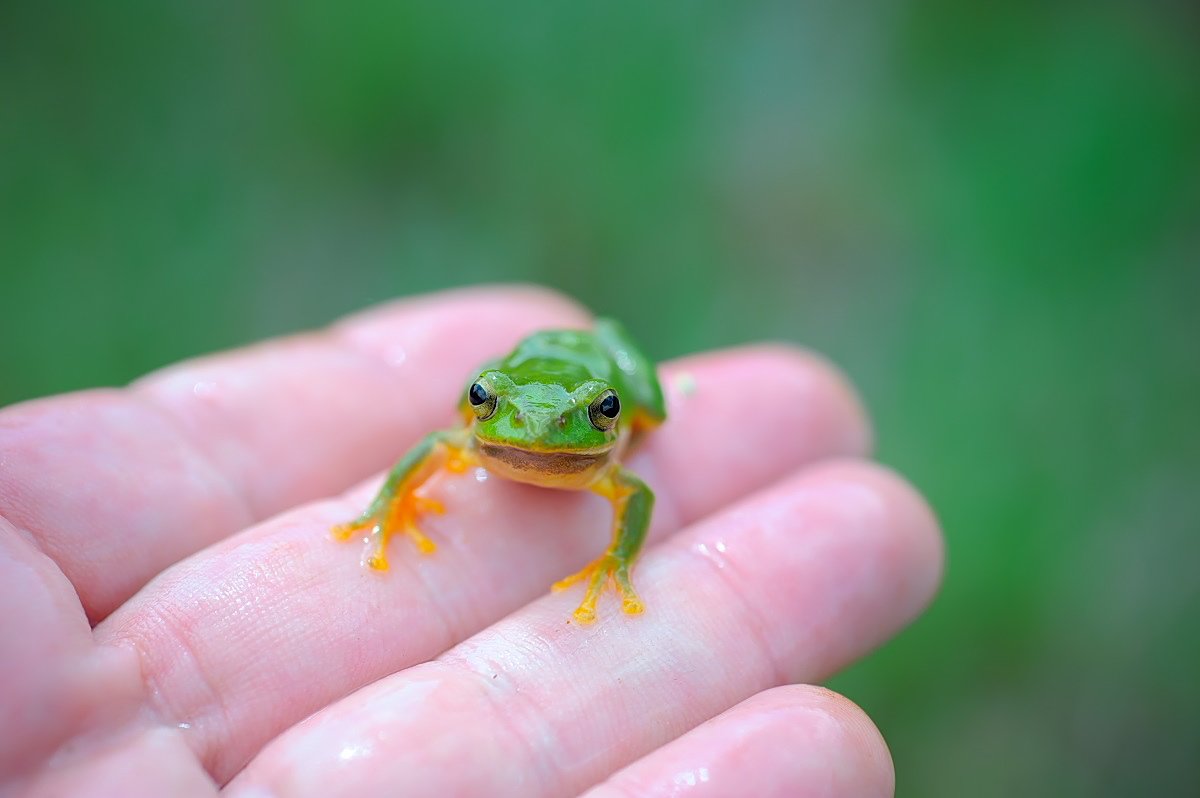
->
[552,466,653,623]
[331,429,473,570]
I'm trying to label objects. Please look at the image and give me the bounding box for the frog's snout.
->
[510,404,563,436]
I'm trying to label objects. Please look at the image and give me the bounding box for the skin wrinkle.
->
[447,658,555,797]
[127,392,258,539]
[113,517,337,784]
[118,532,319,756]
[128,338,323,521]
[443,625,653,795]
[110,593,236,777]
[374,520,463,658]
[682,535,790,689]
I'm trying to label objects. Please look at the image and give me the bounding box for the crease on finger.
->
[128,391,258,530]
[684,536,789,687]
[102,593,236,777]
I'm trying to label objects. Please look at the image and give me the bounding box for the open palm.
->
[1,287,942,797]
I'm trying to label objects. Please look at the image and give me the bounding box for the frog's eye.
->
[467,382,497,420]
[587,389,620,431]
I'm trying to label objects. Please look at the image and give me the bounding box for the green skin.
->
[335,318,667,623]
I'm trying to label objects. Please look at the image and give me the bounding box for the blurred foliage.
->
[2,2,1198,795]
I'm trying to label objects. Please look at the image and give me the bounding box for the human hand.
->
[0,287,942,797]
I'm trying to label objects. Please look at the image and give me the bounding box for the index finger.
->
[0,286,587,621]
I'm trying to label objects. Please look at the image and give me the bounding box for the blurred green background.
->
[2,2,1198,794]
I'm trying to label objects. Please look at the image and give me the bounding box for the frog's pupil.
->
[599,393,620,418]
[468,383,489,406]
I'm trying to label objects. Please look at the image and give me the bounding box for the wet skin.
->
[332,318,667,623]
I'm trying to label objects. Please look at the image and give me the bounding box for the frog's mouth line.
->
[475,441,612,477]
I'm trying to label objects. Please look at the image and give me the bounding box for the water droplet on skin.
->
[191,380,217,398]
[337,741,373,762]
[176,722,192,730]
[693,540,728,569]
[671,767,711,788]
[473,467,489,482]
[383,344,407,367]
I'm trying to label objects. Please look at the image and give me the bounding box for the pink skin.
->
[0,287,942,797]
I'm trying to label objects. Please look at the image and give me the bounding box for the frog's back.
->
[502,319,666,425]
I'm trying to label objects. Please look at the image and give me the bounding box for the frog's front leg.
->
[552,466,653,623]
[331,428,474,570]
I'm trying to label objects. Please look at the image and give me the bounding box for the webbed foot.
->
[332,490,445,570]
[552,553,644,624]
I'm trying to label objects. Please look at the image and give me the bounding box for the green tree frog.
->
[332,319,666,623]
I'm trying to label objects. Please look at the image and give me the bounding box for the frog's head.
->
[464,370,621,487]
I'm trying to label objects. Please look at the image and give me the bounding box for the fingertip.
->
[749,343,874,456]
[589,684,895,798]
[333,283,592,337]
[809,459,945,620]
[664,343,873,459]
[758,685,895,797]
[644,344,873,528]
[668,457,944,684]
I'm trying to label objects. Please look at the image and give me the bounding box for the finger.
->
[97,345,871,783]
[0,516,144,777]
[583,685,894,798]
[17,727,216,798]
[0,285,587,620]
[227,461,941,798]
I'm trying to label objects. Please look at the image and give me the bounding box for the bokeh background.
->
[2,2,1198,794]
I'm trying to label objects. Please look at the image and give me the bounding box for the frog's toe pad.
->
[362,548,390,571]
[572,605,598,624]
[407,527,438,555]
[331,519,373,541]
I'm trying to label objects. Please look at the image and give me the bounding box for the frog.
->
[332,318,667,623]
